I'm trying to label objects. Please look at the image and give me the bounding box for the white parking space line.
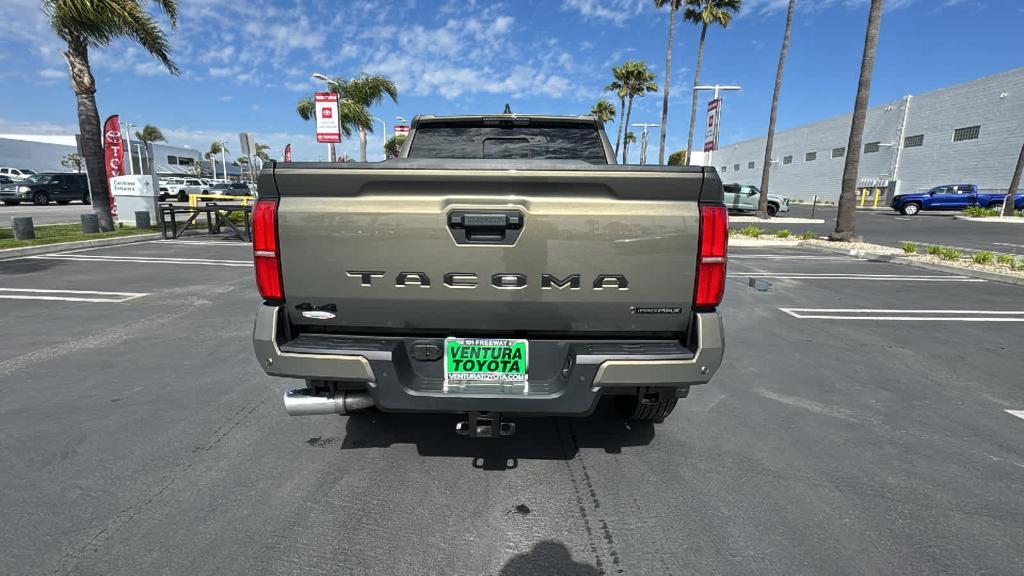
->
[730,254,857,260]
[29,254,253,267]
[0,288,147,303]
[994,242,1024,250]
[730,272,984,282]
[155,240,252,247]
[1006,410,1024,421]
[780,308,1024,321]
[901,240,1017,256]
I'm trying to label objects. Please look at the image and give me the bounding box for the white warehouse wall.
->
[711,67,1024,200]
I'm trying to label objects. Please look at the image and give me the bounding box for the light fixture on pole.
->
[692,84,741,166]
[631,122,660,166]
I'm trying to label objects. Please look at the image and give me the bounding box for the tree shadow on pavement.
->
[497,541,601,576]
[338,399,655,470]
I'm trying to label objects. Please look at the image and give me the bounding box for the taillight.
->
[694,204,728,310]
[252,198,283,300]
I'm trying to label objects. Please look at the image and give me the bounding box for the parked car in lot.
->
[0,175,13,186]
[891,183,1024,215]
[0,172,89,205]
[723,183,790,217]
[159,177,209,202]
[0,167,38,181]
[209,182,253,196]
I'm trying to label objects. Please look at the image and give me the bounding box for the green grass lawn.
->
[0,223,154,250]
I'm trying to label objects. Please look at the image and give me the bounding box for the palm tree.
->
[624,131,637,156]
[1003,142,1023,217]
[757,0,795,219]
[683,0,742,165]
[618,61,659,164]
[384,134,407,159]
[590,99,617,124]
[832,0,884,241]
[254,142,270,162]
[655,0,684,165]
[44,0,179,232]
[605,68,628,159]
[134,124,165,144]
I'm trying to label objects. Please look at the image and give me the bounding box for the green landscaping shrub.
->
[938,247,961,261]
[901,242,917,254]
[739,225,763,238]
[927,245,943,256]
[963,206,999,218]
[1011,258,1023,271]
[776,229,791,238]
[971,251,994,265]
[1015,209,1024,218]
[798,230,816,240]
[996,254,1015,266]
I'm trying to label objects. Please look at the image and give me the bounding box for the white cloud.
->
[38,68,65,79]
[562,0,647,25]
[134,61,171,77]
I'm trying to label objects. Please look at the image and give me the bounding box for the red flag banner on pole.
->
[284,143,292,162]
[102,115,123,219]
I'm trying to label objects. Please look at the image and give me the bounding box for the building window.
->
[805,152,817,162]
[721,166,727,173]
[733,164,740,171]
[783,155,793,165]
[747,161,755,169]
[167,155,178,165]
[952,125,980,142]
[904,134,924,148]
[863,142,880,154]
[831,147,845,158]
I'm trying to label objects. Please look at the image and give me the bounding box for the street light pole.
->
[692,84,741,166]
[631,123,660,166]
[372,117,386,160]
[122,121,135,175]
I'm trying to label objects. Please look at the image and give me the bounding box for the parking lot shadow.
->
[337,400,655,469]
[498,541,601,576]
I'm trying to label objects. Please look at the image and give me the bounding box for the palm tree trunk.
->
[358,128,368,162]
[328,142,336,163]
[658,6,678,166]
[685,24,708,166]
[63,36,114,232]
[1003,141,1024,217]
[758,0,796,219]
[832,0,884,241]
[614,96,626,160]
[622,96,635,164]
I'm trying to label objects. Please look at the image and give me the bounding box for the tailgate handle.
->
[447,210,524,245]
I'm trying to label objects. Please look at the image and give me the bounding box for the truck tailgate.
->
[265,162,716,335]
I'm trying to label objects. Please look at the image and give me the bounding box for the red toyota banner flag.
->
[284,143,292,162]
[102,115,123,219]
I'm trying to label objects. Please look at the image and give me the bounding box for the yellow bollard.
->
[859,188,867,207]
[873,187,881,208]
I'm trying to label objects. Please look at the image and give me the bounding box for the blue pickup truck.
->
[891,184,1024,215]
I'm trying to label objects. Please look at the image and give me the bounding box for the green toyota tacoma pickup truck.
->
[252,114,727,436]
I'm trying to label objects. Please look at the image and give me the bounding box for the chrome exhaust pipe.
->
[283,388,374,416]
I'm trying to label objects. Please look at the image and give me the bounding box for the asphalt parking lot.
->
[2,239,1023,575]
[762,205,1024,255]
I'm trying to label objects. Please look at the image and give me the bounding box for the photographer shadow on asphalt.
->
[333,398,655,470]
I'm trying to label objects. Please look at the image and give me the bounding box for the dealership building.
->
[710,67,1024,201]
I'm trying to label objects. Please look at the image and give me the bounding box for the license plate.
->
[444,338,528,393]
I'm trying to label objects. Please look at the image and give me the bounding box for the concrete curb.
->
[0,232,162,260]
[793,241,1024,286]
[952,216,1024,224]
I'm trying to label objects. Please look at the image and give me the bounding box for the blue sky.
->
[0,0,1021,163]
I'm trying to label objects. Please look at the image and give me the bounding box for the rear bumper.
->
[252,305,724,415]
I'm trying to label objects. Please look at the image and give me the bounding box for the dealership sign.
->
[394,125,410,138]
[704,98,721,152]
[315,92,341,143]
